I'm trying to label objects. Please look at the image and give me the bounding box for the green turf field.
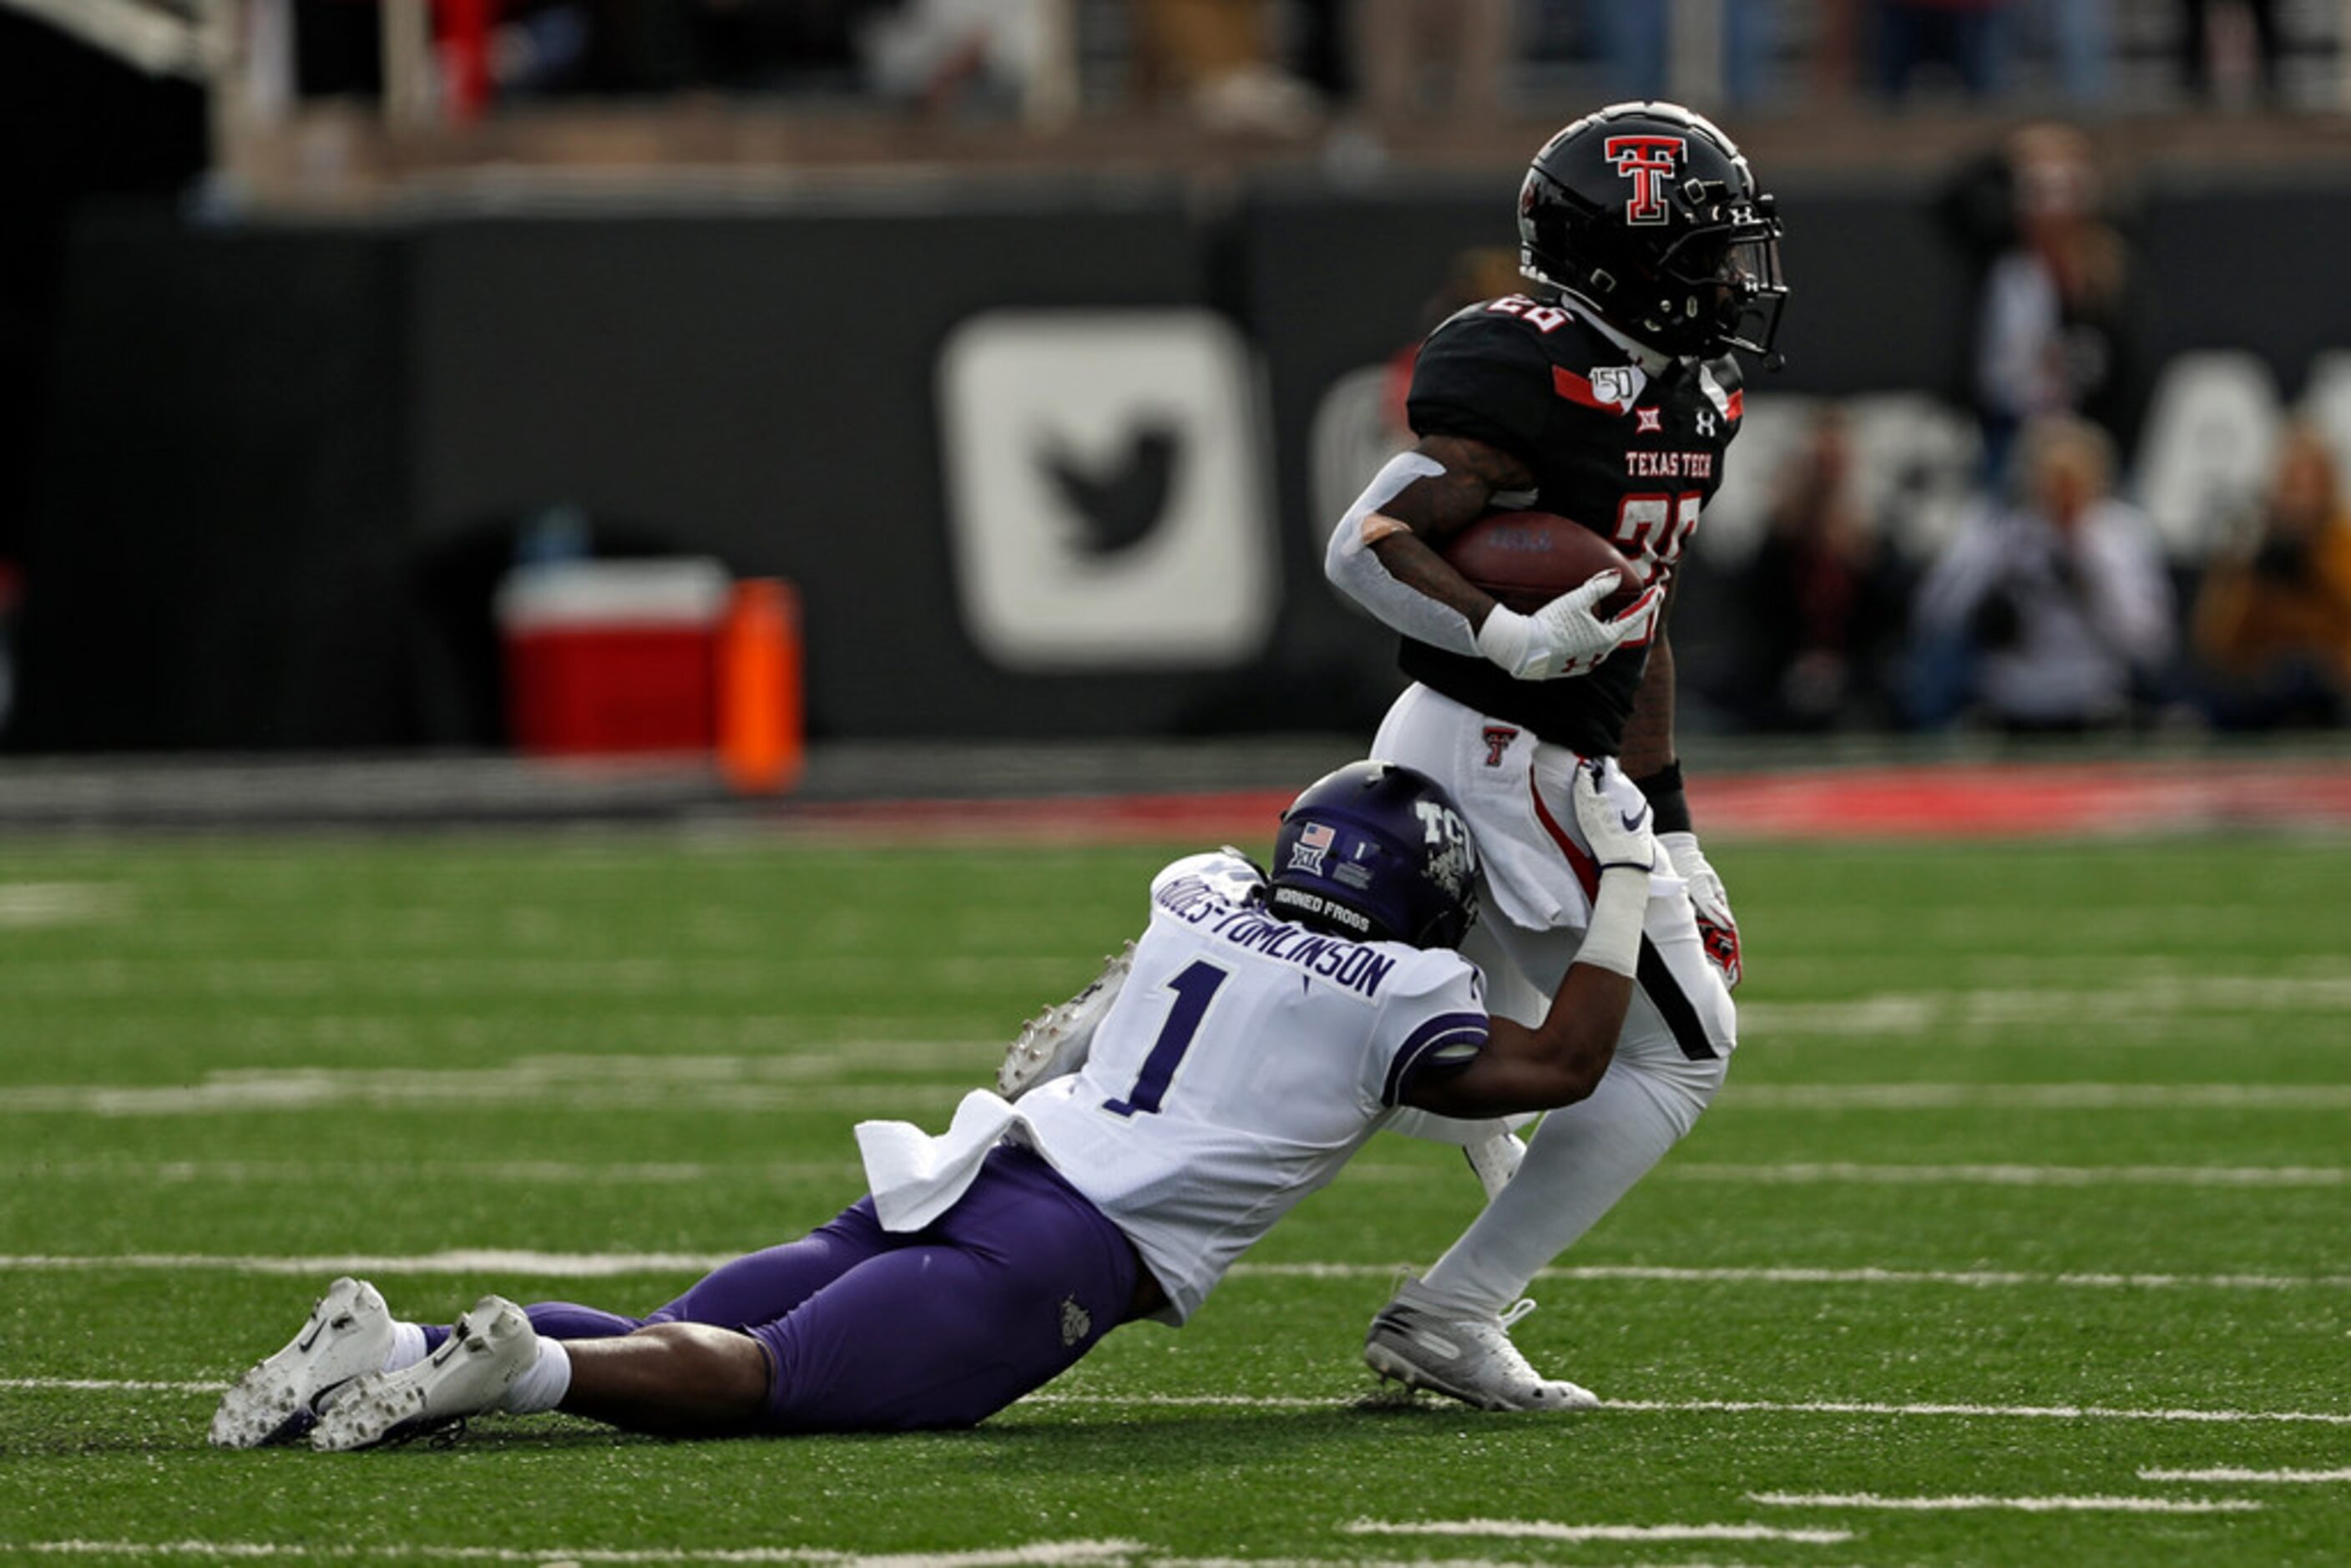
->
[1,830,2346,1566]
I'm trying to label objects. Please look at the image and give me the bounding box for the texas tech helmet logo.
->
[1604,134,1685,225]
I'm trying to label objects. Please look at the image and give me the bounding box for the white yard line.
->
[1741,977,2351,1034]
[13,1160,2346,1190]
[13,1161,864,1186]
[8,1067,2351,1117]
[1242,1262,2351,1291]
[8,1542,1144,1565]
[0,1081,962,1115]
[14,1378,2350,1429]
[1606,1398,2351,1425]
[1660,1163,2350,1187]
[1,1378,220,1393]
[2139,1467,2351,1483]
[7,1254,2350,1293]
[0,1251,736,1277]
[0,883,129,928]
[1150,1560,1812,1568]
[1747,1492,2259,1514]
[1344,1520,1852,1545]
[1723,1085,2351,1110]
[1037,1393,2351,1426]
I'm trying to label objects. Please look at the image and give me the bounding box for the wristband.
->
[1576,866,1649,978]
[1631,760,1693,836]
[1474,604,1534,675]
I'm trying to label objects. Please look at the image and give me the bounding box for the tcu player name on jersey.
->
[1152,869,1398,999]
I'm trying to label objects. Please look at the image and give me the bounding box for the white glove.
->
[1661,830,1742,989]
[1570,760,1656,873]
[1476,571,1667,680]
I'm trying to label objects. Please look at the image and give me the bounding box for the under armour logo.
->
[1482,725,1519,766]
[1696,410,1717,437]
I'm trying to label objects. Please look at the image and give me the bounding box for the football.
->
[1441,510,1639,616]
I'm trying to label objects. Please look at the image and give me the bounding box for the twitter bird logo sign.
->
[939,311,1277,670]
[1042,421,1181,559]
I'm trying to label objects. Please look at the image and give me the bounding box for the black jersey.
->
[1400,293,1745,757]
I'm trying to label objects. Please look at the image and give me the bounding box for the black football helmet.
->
[1518,100,1787,362]
[1267,761,1479,950]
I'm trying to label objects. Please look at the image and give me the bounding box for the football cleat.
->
[998,942,1134,1100]
[1364,1284,1599,1412]
[209,1276,396,1449]
[309,1295,537,1452]
[1463,1130,1528,1200]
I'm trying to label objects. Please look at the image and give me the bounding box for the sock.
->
[1417,1063,1700,1315]
[498,1338,572,1415]
[385,1321,428,1374]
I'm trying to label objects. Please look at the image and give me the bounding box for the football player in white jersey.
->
[1323,103,1787,1409]
[210,760,1657,1450]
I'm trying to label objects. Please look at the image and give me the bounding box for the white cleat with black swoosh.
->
[309,1294,536,1452]
[210,1277,396,1449]
[1364,1280,1600,1412]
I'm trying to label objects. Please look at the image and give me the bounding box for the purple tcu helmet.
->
[1519,99,1787,362]
[1267,761,1479,950]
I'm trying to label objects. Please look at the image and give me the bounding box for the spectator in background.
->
[1585,1,1779,106]
[1873,0,2019,101]
[2046,0,2114,104]
[1724,408,1912,731]
[1130,0,1317,132]
[2191,423,2351,730]
[2180,0,2283,103]
[1969,122,2136,486]
[1352,0,1510,124]
[1586,0,1667,100]
[856,0,1052,114]
[689,0,891,94]
[1907,415,2176,733]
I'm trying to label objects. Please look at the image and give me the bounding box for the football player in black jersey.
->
[1327,101,1787,1410]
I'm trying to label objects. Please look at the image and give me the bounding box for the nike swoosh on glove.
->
[1571,759,1656,873]
[1660,829,1740,988]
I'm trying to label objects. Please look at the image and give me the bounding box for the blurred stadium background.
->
[3,0,2351,807]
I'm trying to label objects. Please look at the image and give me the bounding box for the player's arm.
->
[1325,437,1660,682]
[1323,433,1529,645]
[1399,763,1652,1120]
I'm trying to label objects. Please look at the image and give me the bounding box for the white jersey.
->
[853,852,1489,1324]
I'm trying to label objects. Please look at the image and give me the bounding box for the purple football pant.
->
[495,1145,1142,1432]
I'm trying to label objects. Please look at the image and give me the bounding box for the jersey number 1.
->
[1103,960,1228,1118]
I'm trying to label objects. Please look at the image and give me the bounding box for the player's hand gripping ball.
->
[1451,510,1664,680]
